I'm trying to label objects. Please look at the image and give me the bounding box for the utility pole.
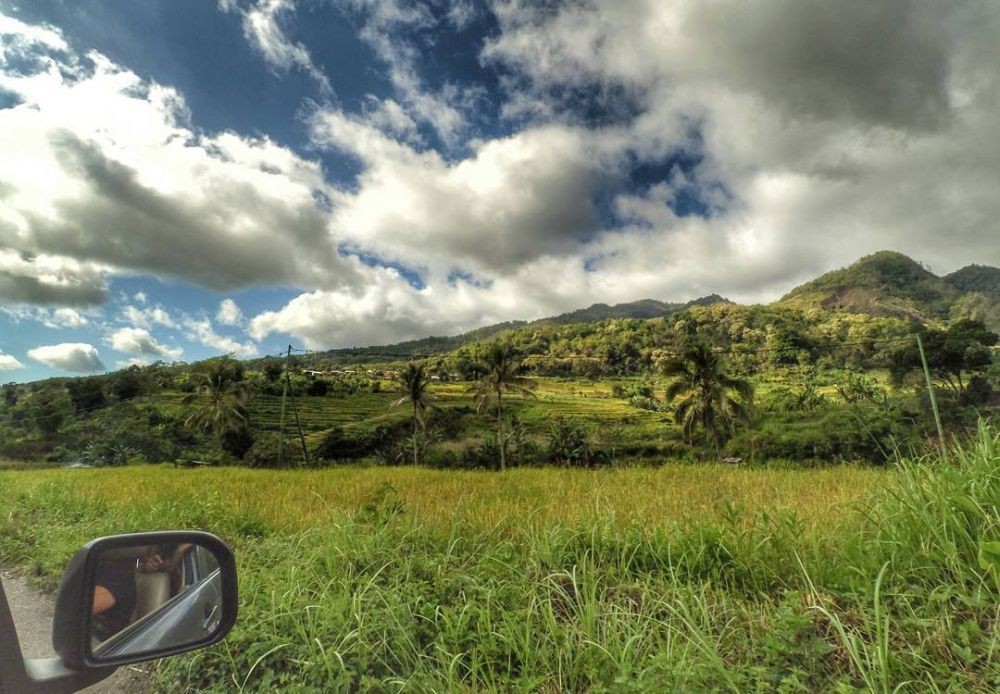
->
[287,373,311,467]
[278,345,291,468]
[916,334,948,463]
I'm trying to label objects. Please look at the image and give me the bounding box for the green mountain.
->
[538,295,730,326]
[942,265,1000,331]
[305,295,732,363]
[309,251,1000,366]
[777,251,958,321]
[943,264,1000,300]
[776,251,1000,330]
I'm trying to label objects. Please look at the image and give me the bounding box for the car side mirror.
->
[52,531,238,670]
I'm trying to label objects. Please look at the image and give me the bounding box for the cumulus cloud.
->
[184,317,258,357]
[364,97,420,142]
[108,327,183,360]
[0,18,359,299]
[0,353,24,371]
[117,356,154,368]
[477,0,1000,281]
[5,3,1000,353]
[216,298,245,326]
[0,249,108,306]
[311,111,615,272]
[250,0,1000,348]
[27,342,105,372]
[121,305,177,330]
[0,14,67,56]
[46,307,88,328]
[0,305,90,329]
[249,267,468,348]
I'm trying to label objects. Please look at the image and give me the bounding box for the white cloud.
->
[338,0,473,146]
[27,342,105,372]
[0,249,108,306]
[248,261,592,349]
[108,327,183,360]
[476,0,1000,280]
[184,317,258,357]
[216,298,245,326]
[0,14,67,57]
[121,305,177,330]
[46,307,88,328]
[249,0,1000,349]
[0,353,24,371]
[311,111,615,272]
[5,4,1000,354]
[0,304,91,329]
[0,17,359,301]
[221,0,331,92]
[134,291,147,304]
[365,97,420,141]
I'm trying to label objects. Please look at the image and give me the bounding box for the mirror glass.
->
[88,540,223,660]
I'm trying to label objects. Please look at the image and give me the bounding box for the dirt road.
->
[2,568,151,693]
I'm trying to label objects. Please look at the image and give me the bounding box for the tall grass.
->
[0,464,883,535]
[1,424,997,691]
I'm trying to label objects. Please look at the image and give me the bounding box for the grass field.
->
[0,464,884,535]
[1,423,998,691]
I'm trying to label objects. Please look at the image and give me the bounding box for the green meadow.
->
[2,423,998,691]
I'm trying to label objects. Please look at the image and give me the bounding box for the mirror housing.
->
[52,531,238,671]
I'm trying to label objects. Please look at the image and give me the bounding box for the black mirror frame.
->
[52,531,238,670]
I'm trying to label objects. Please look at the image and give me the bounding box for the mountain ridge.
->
[309,251,998,364]
[313,294,733,362]
[775,251,992,323]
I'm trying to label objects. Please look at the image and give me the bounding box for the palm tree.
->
[663,343,753,459]
[390,362,434,466]
[467,342,536,470]
[183,359,250,450]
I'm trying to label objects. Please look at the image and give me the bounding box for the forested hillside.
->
[1,251,998,469]
[777,251,1000,329]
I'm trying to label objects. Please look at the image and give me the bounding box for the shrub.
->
[306,379,331,396]
[547,418,605,467]
[959,375,993,407]
[726,405,912,464]
[245,432,303,468]
[220,425,255,460]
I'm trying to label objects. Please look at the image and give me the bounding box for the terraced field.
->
[160,378,675,451]
[250,393,395,433]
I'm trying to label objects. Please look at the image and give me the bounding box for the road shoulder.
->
[2,568,152,694]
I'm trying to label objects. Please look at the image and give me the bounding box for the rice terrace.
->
[2,2,1000,691]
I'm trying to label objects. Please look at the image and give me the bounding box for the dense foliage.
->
[1,253,998,469]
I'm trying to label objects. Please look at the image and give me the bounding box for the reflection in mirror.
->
[89,541,223,660]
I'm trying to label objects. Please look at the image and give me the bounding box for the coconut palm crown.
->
[391,362,435,466]
[183,359,250,447]
[663,343,754,459]
[466,342,536,470]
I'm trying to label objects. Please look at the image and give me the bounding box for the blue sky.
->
[1,0,999,382]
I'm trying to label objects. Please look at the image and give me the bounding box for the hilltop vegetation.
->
[944,264,1000,299]
[307,294,730,362]
[1,251,998,469]
[778,251,1000,330]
